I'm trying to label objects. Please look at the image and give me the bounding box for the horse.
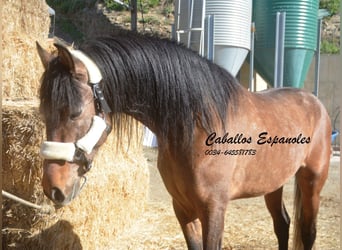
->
[36,32,331,250]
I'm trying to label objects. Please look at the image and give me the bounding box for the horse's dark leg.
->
[199,202,226,250]
[173,199,203,250]
[295,166,328,250]
[264,187,290,250]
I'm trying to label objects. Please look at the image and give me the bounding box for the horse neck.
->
[91,35,240,147]
[103,63,160,133]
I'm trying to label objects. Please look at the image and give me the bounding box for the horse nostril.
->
[51,187,66,204]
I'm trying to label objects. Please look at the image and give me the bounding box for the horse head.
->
[36,42,111,206]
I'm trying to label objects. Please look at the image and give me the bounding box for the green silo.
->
[253,0,319,88]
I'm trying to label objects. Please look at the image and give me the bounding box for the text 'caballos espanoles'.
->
[205,132,311,147]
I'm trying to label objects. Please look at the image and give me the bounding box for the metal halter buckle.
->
[73,146,92,173]
[92,83,111,114]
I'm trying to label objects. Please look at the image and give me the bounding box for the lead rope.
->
[2,190,54,214]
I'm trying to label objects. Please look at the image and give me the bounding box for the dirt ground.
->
[112,147,340,250]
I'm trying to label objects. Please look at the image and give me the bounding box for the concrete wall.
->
[304,54,341,137]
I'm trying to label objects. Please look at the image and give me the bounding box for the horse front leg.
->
[199,202,226,250]
[173,199,203,250]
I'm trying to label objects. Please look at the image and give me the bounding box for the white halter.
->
[69,49,102,84]
[40,116,107,161]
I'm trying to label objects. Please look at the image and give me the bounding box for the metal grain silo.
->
[174,0,252,77]
[253,0,319,88]
[206,0,252,76]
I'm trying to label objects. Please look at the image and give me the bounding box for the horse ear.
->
[36,42,54,69]
[54,43,76,72]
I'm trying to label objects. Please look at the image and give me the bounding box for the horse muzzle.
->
[40,115,107,205]
[42,167,85,206]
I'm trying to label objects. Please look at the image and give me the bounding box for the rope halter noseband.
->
[40,48,111,173]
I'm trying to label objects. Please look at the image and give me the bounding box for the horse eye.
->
[70,110,82,120]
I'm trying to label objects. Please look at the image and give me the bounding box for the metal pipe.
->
[187,0,194,48]
[176,0,181,42]
[199,0,206,56]
[205,15,214,61]
[131,0,137,32]
[249,22,255,92]
[314,19,322,97]
[274,12,286,88]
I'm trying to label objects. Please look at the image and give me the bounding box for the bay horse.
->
[36,32,331,250]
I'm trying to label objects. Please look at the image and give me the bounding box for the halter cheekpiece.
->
[40,48,111,173]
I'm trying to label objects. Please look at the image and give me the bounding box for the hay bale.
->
[3,0,150,248]
[2,0,50,99]
[2,101,149,249]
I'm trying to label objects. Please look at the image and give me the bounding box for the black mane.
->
[41,32,241,151]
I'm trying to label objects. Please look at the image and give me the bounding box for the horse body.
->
[159,87,330,199]
[37,33,331,250]
[156,87,331,249]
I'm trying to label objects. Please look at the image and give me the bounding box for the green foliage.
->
[104,0,130,11]
[319,0,340,15]
[320,40,340,54]
[319,1,340,54]
[139,16,160,25]
[161,5,172,16]
[103,0,163,12]
[147,0,160,8]
[139,0,161,14]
